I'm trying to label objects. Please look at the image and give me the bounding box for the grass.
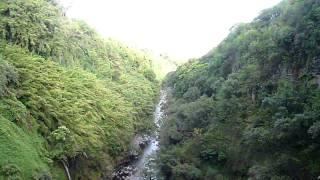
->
[0,115,52,179]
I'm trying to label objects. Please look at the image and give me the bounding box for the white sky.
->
[60,0,282,59]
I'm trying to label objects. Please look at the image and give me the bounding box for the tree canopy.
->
[159,0,320,179]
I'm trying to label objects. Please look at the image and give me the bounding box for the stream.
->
[113,88,167,180]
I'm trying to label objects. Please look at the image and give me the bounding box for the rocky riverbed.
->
[112,135,152,180]
[112,89,168,180]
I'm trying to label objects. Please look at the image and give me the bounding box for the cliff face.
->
[159,0,320,179]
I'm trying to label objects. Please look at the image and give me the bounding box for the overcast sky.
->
[60,0,282,59]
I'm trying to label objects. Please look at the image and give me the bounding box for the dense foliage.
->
[0,0,158,179]
[159,0,320,179]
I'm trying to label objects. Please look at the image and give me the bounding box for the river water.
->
[128,89,167,180]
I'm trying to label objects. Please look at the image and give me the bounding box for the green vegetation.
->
[0,0,158,179]
[151,53,178,80]
[2,0,320,179]
[159,0,320,179]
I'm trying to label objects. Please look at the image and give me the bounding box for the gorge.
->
[1,0,320,180]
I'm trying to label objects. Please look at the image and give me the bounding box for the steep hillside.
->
[0,0,158,179]
[159,0,320,179]
[150,53,178,80]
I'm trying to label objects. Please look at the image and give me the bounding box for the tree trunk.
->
[61,160,72,180]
